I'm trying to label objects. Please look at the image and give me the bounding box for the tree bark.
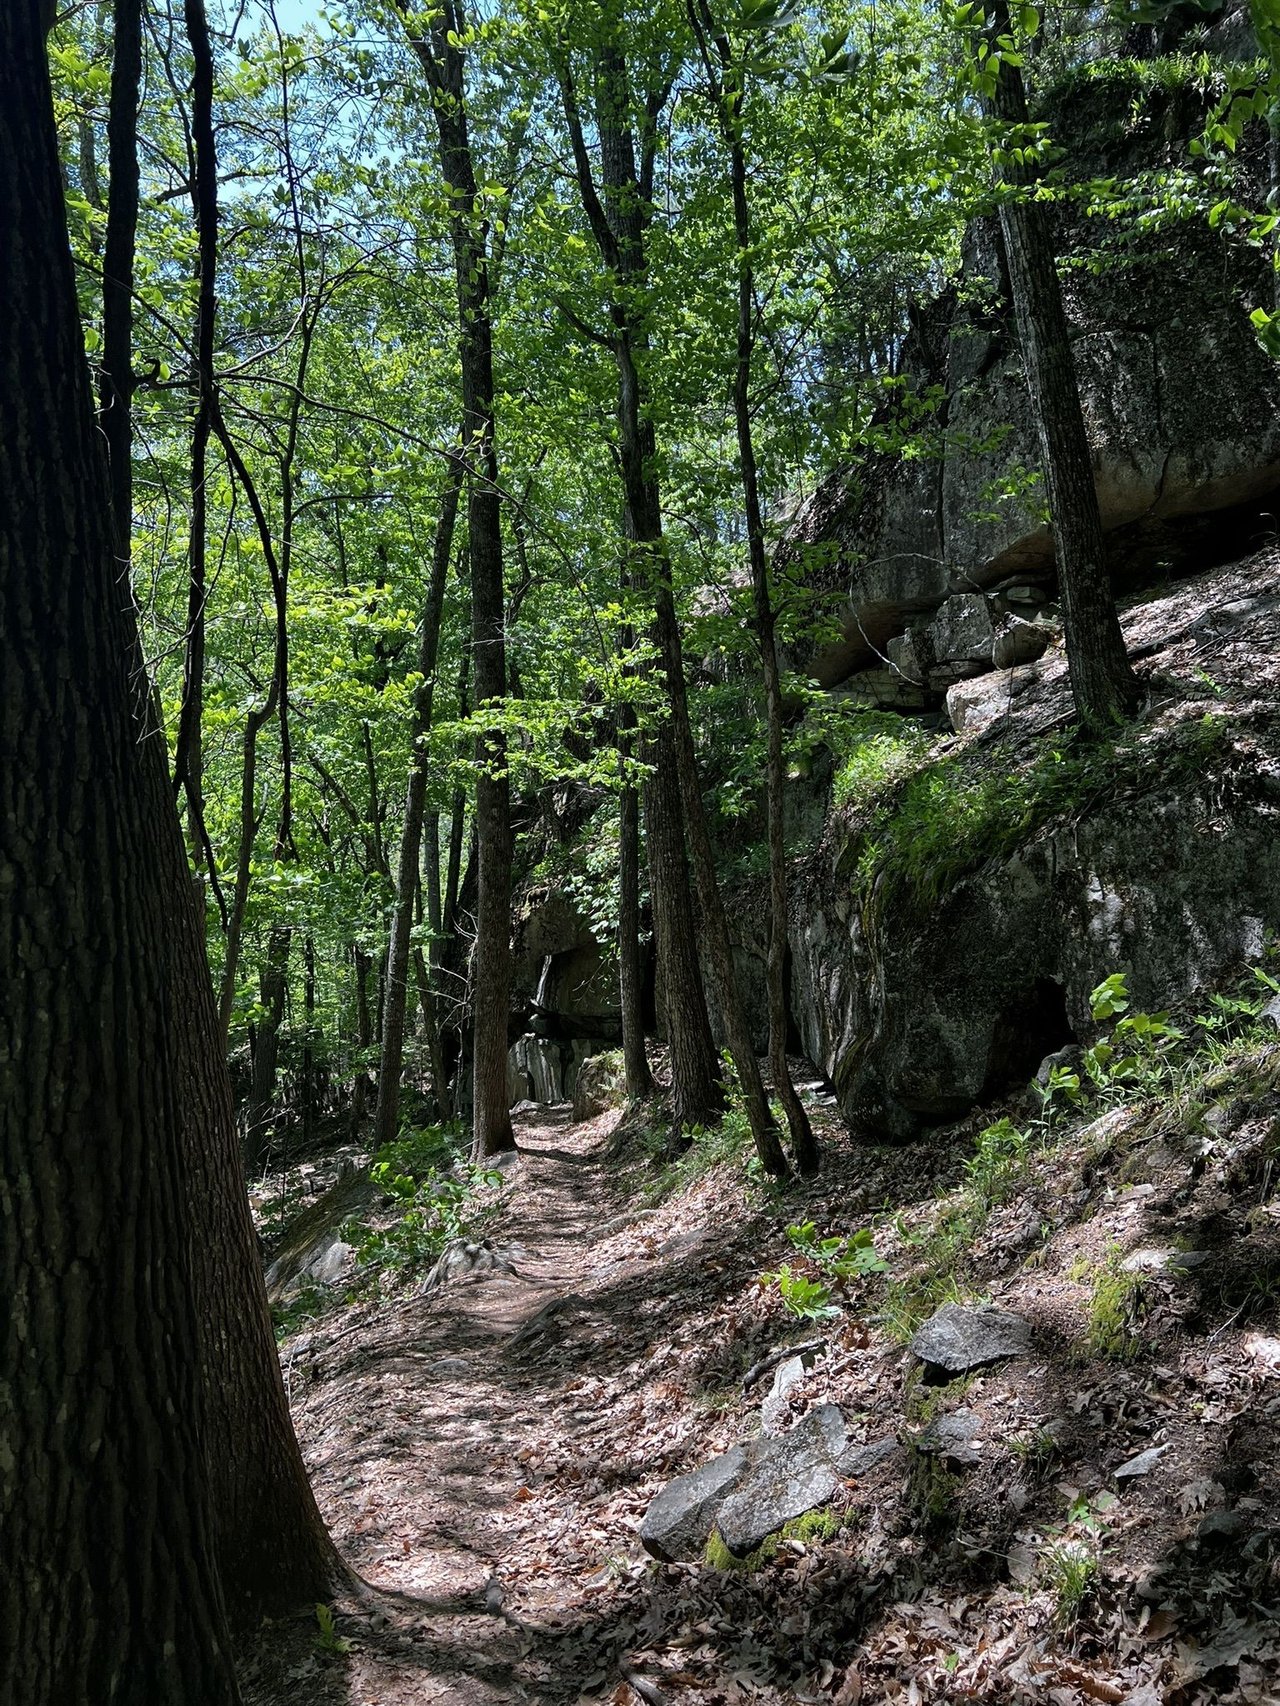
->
[985,1,1140,728]
[397,0,515,1158]
[375,461,462,1149]
[690,0,818,1174]
[98,0,140,556]
[0,9,240,1695]
[247,922,290,1169]
[172,0,220,856]
[618,767,654,1103]
[558,41,788,1174]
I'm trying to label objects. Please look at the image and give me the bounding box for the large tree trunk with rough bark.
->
[89,0,341,1626]
[986,1,1139,728]
[0,8,241,1697]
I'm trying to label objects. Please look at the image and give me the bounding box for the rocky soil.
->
[240,1035,1280,1706]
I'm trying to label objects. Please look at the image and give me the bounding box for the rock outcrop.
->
[782,65,1279,707]
[781,551,1280,1138]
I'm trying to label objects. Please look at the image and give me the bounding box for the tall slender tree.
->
[556,21,789,1174]
[688,0,818,1174]
[979,0,1140,727]
[396,0,516,1157]
[93,0,341,1622]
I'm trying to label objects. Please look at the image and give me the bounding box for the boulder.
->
[786,73,1280,692]
[910,1303,1033,1378]
[571,1049,625,1121]
[945,664,1041,733]
[992,615,1053,669]
[929,594,995,667]
[641,1404,881,1562]
[717,1404,850,1557]
[787,630,1280,1136]
[640,1444,754,1563]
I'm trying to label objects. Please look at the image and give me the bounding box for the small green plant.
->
[1084,973,1184,1096]
[964,1117,1032,1206]
[314,1602,352,1656]
[352,1135,503,1287]
[760,1222,887,1319]
[1039,1537,1099,1626]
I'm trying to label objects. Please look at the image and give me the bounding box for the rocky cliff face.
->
[783,550,1280,1137]
[783,62,1280,710]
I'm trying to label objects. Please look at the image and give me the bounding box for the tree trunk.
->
[247,923,290,1169]
[172,0,220,858]
[559,43,787,1174]
[375,463,461,1149]
[617,562,654,1103]
[351,942,374,1133]
[397,0,515,1158]
[618,776,654,1102]
[0,10,241,1695]
[985,2,1139,728]
[644,725,724,1130]
[98,0,140,555]
[690,0,818,1173]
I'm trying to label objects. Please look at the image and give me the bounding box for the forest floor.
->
[240,1034,1280,1706]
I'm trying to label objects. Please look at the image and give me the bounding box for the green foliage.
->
[831,702,1235,922]
[761,1220,887,1318]
[964,1117,1032,1207]
[313,1603,352,1656]
[350,1125,504,1286]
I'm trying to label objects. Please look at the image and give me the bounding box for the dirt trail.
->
[244,1104,655,1706]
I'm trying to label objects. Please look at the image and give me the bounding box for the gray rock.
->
[640,1404,858,1563]
[840,1434,899,1476]
[917,1408,982,1467]
[910,1303,1032,1377]
[717,1404,850,1557]
[945,664,1040,733]
[303,1237,354,1288]
[761,1354,809,1435]
[1121,1246,1210,1276]
[1197,1508,1248,1544]
[992,616,1052,670]
[1035,1043,1082,1087]
[1115,1445,1168,1482]
[828,666,933,712]
[929,594,995,666]
[886,629,929,684]
[781,96,1280,698]
[640,1443,752,1563]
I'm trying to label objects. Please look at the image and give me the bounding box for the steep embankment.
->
[244,973,1280,1705]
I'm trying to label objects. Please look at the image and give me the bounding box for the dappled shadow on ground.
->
[242,1056,1280,1705]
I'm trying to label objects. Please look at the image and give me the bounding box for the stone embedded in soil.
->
[1122,1245,1211,1275]
[1115,1444,1168,1481]
[917,1408,982,1467]
[641,1403,865,1563]
[640,1443,753,1563]
[760,1354,810,1435]
[716,1404,851,1558]
[910,1302,1032,1378]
